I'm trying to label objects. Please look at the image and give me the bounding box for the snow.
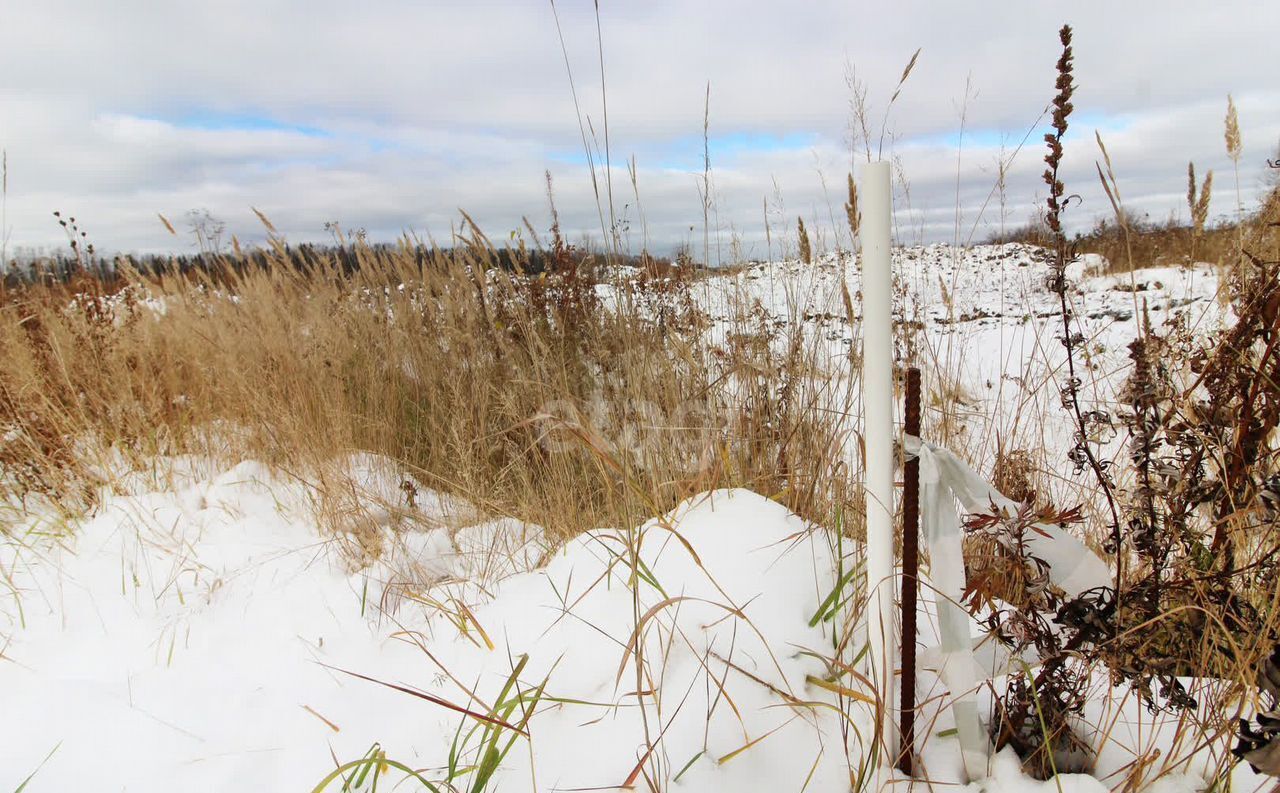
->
[0,461,854,790]
[0,245,1263,792]
[661,244,1225,510]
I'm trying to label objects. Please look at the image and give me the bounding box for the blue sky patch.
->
[165,109,332,138]
[899,112,1132,151]
[549,130,820,171]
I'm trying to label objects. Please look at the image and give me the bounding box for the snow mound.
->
[3,455,1246,792]
[0,464,870,791]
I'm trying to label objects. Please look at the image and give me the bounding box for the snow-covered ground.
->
[677,244,1225,504]
[0,245,1261,792]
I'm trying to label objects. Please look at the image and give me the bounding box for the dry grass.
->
[994,207,1258,271]
[0,231,859,544]
[994,184,1280,276]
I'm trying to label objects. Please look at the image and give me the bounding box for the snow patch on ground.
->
[0,463,863,791]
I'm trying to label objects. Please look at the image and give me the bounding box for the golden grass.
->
[994,188,1280,275]
[0,235,859,542]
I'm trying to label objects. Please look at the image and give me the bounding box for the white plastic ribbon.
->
[904,435,1112,782]
[914,439,990,782]
[904,436,1111,598]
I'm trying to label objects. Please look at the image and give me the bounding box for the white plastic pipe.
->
[859,161,897,768]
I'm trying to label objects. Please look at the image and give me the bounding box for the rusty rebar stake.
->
[899,366,922,775]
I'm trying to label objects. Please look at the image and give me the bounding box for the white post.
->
[859,161,897,768]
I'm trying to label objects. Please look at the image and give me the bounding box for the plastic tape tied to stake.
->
[903,435,1111,599]
[902,435,1111,783]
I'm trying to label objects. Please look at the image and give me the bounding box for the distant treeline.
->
[1,242,679,290]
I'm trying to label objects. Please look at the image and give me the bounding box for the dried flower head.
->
[1226,94,1243,163]
[1042,25,1075,238]
[844,173,860,239]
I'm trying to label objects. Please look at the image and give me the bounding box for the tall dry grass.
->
[0,228,859,543]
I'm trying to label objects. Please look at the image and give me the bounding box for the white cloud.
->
[1,0,1277,258]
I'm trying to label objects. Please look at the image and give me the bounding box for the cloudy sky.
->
[2,0,1277,260]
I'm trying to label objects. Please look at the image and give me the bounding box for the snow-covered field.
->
[660,243,1224,502]
[1,245,1261,792]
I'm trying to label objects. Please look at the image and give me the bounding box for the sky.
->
[1,0,1277,261]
